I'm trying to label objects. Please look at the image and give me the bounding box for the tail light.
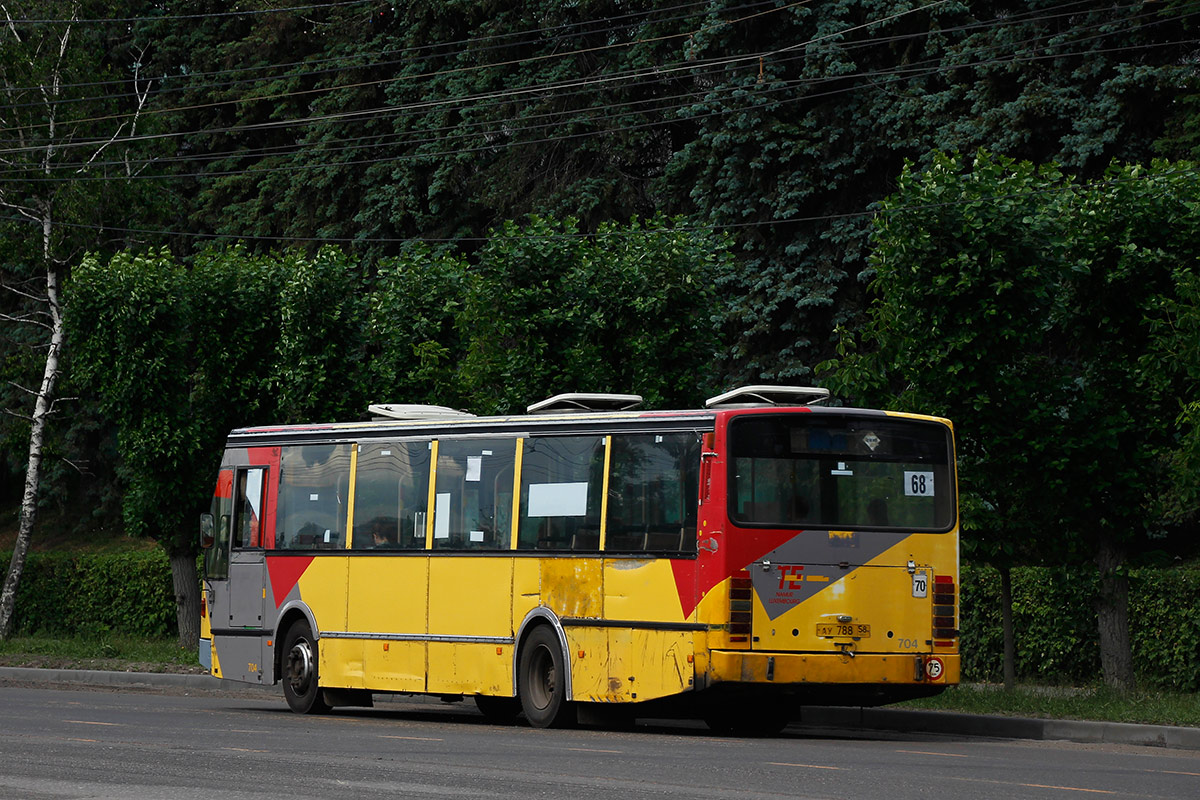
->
[729,570,753,642]
[201,592,207,620]
[932,574,957,645]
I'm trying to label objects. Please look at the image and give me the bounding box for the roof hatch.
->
[526,393,644,414]
[367,404,476,421]
[704,385,830,408]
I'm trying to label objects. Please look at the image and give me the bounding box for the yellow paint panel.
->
[320,638,363,687]
[512,557,541,626]
[753,532,957,654]
[425,555,515,695]
[364,641,426,692]
[347,557,429,692]
[347,558,429,634]
[706,650,960,686]
[427,642,510,695]
[295,556,350,632]
[540,558,603,618]
[603,558,685,623]
[428,557,513,637]
[564,627,611,700]
[600,627,693,702]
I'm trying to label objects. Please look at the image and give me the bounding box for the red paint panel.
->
[214,470,233,500]
[267,555,313,609]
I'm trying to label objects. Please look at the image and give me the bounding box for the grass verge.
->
[0,632,203,674]
[899,683,1200,728]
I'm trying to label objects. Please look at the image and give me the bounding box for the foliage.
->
[666,0,1193,382]
[122,1,1193,385]
[457,215,730,414]
[1146,269,1200,525]
[823,153,1200,568]
[270,247,370,422]
[66,245,376,550]
[366,242,469,409]
[64,216,725,553]
[961,564,1200,692]
[0,550,177,638]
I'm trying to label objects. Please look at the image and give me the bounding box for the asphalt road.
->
[1,683,1199,800]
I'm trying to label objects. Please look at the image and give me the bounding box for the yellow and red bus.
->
[199,386,958,732]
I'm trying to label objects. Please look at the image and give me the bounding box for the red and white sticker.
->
[925,656,944,681]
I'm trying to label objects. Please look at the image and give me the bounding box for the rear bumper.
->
[704,649,959,689]
[198,637,212,672]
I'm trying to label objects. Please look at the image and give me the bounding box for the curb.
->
[802,706,1200,750]
[0,666,275,694]
[3,667,1197,750]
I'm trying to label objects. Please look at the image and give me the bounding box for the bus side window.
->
[517,436,604,551]
[352,441,431,550]
[275,443,352,550]
[606,433,700,554]
[204,469,234,580]
[233,468,266,549]
[432,438,516,550]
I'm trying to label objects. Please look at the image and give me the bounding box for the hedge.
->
[0,550,178,638]
[4,551,1199,690]
[960,564,1200,690]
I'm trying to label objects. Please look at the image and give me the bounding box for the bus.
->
[199,386,958,733]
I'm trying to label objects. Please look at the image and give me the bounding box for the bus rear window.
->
[728,414,955,531]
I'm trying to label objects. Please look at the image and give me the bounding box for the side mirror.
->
[200,513,215,549]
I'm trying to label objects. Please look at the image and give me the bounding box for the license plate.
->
[816,623,871,639]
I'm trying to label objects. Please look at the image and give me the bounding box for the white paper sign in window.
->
[466,456,482,483]
[434,492,451,538]
[528,482,589,517]
[904,471,935,497]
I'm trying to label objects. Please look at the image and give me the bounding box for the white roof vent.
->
[705,385,830,408]
[527,393,643,414]
[367,404,476,421]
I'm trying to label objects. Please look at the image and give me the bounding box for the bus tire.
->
[518,626,573,728]
[282,620,330,714]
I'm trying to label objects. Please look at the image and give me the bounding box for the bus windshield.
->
[728,414,955,532]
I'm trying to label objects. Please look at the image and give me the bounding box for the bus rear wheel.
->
[282,620,330,714]
[518,626,573,728]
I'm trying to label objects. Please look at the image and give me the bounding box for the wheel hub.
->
[287,639,314,693]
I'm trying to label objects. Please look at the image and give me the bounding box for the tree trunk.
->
[169,544,201,652]
[1096,532,1134,691]
[999,564,1016,690]
[0,264,64,639]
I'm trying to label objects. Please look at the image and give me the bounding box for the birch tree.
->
[0,0,152,638]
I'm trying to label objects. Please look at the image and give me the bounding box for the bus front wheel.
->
[282,620,330,714]
[518,626,573,728]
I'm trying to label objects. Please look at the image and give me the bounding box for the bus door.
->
[206,466,269,683]
[748,531,933,655]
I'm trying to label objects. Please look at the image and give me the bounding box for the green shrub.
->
[1,550,177,638]
[961,563,1200,690]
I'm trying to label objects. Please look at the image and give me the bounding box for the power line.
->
[0,0,775,96]
[3,0,376,25]
[4,0,1145,153]
[0,0,813,130]
[0,8,1191,179]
